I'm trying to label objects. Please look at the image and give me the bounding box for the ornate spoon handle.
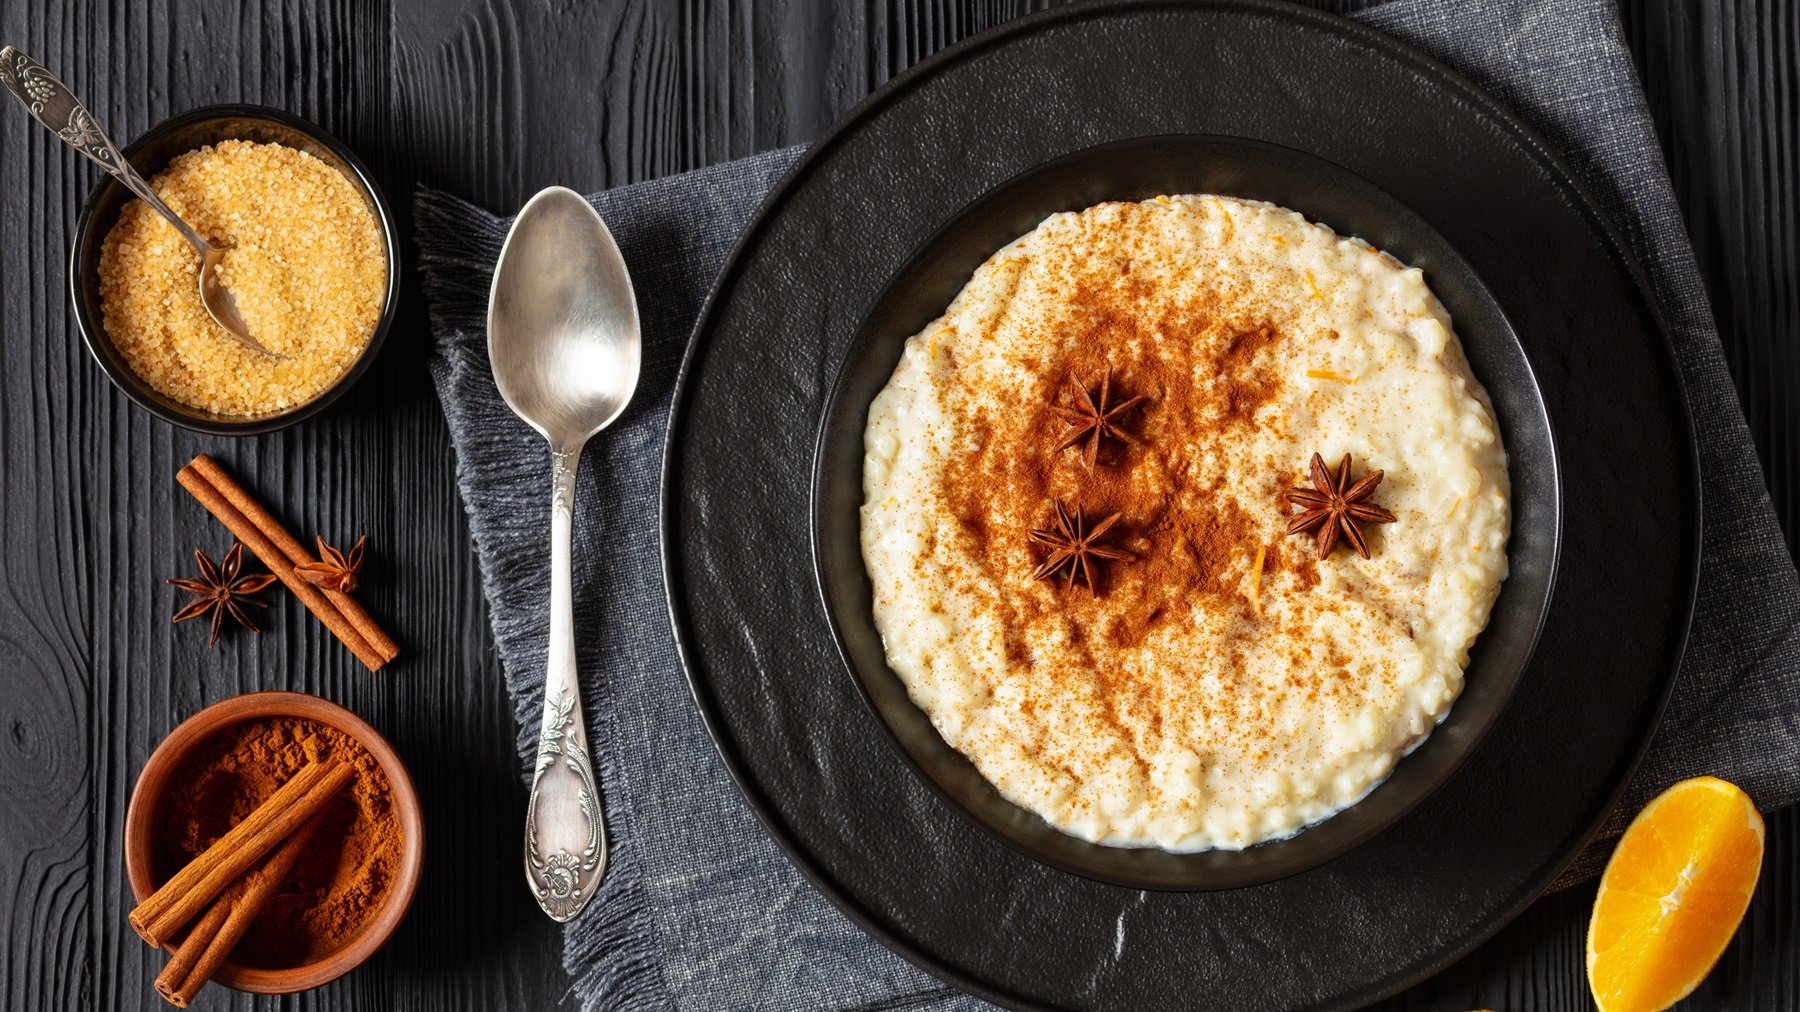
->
[524,444,607,922]
[0,45,212,254]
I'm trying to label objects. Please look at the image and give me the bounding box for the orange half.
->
[1587,776,1765,1012]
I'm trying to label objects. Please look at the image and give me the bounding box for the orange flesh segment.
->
[1587,776,1764,1012]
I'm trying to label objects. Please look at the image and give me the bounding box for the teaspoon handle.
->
[524,443,608,922]
[0,45,212,254]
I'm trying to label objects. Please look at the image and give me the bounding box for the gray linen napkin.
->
[416,0,1800,1007]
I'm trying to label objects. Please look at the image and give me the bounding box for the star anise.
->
[1284,452,1397,559]
[1029,501,1132,593]
[295,534,366,593]
[167,544,278,646]
[1049,368,1146,469]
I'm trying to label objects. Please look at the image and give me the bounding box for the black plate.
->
[662,2,1698,1008]
[812,134,1562,891]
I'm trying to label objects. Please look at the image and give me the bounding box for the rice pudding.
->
[860,194,1510,851]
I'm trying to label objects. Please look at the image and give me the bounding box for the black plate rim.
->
[659,1,1702,1007]
[806,131,1566,893]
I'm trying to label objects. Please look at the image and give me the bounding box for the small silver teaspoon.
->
[0,45,279,358]
[488,186,641,922]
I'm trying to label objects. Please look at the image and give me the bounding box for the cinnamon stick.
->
[187,455,400,663]
[176,462,390,671]
[153,811,327,1007]
[129,759,354,947]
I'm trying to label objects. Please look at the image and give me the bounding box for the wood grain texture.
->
[0,0,1791,1009]
[1622,0,1800,564]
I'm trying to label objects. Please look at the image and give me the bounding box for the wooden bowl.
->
[124,691,423,994]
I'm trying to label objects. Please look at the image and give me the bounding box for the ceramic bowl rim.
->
[808,133,1564,891]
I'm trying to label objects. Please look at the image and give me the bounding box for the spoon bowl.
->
[489,187,642,445]
[488,185,641,922]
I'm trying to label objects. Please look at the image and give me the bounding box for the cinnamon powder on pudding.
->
[935,220,1331,758]
[154,717,399,967]
[940,270,1314,654]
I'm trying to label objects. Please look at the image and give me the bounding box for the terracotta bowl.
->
[124,691,423,994]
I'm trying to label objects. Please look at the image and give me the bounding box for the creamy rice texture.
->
[860,195,1510,851]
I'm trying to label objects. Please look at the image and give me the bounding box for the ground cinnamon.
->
[154,717,400,967]
[154,810,327,1006]
[130,759,353,947]
[942,266,1306,651]
[933,208,1333,758]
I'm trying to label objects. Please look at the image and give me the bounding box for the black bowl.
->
[812,135,1562,891]
[69,104,398,435]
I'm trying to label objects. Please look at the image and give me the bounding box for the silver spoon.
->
[489,186,640,922]
[0,45,279,357]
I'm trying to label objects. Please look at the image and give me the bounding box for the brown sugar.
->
[98,140,386,416]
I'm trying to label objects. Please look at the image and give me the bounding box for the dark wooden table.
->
[2,1,1793,1009]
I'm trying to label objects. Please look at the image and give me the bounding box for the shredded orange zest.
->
[1305,269,1323,299]
[1211,198,1234,242]
[1305,368,1355,382]
[1447,496,1463,519]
